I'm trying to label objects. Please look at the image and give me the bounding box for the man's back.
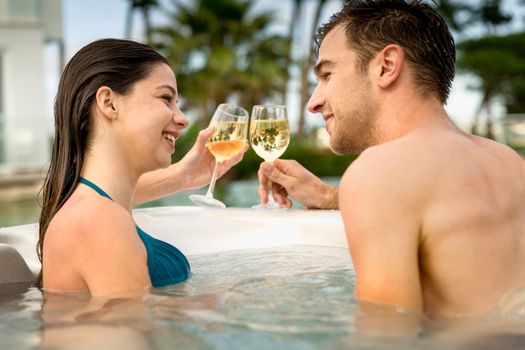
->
[339,126,525,316]
[417,131,525,315]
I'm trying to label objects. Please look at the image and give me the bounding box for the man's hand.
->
[257,159,338,209]
[177,125,249,191]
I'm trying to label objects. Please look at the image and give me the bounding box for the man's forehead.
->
[316,25,352,65]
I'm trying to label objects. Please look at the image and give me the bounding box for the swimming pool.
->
[1,207,525,349]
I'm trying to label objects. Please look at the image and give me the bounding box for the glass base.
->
[189,194,226,209]
[251,201,286,210]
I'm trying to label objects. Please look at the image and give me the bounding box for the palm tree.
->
[457,32,525,138]
[150,0,290,125]
[296,0,328,138]
[437,0,515,138]
[125,0,159,43]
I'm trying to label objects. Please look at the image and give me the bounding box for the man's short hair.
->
[316,0,456,103]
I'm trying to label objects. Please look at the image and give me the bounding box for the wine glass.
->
[250,105,290,209]
[189,103,249,208]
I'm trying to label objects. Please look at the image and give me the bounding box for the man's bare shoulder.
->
[341,129,524,203]
[339,130,479,208]
[470,135,525,174]
[342,136,435,186]
[339,138,432,211]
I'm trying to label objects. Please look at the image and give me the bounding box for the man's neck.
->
[374,94,457,144]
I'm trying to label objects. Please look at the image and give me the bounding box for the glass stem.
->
[206,161,221,198]
[267,187,277,205]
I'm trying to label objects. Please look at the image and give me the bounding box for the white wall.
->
[0,26,50,169]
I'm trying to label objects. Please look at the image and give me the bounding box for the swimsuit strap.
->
[78,178,190,288]
[78,177,113,200]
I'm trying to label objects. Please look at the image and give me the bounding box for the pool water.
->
[2,245,525,350]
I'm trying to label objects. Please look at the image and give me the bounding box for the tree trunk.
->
[284,0,302,106]
[125,1,134,38]
[485,99,495,140]
[471,91,493,137]
[297,0,327,138]
[198,103,209,128]
[142,7,152,43]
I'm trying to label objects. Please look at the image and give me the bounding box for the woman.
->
[37,38,246,295]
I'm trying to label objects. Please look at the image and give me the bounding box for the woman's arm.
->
[133,126,248,206]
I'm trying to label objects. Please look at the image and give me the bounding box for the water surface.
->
[2,245,525,350]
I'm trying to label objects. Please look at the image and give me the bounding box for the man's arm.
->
[257,159,338,209]
[339,150,423,312]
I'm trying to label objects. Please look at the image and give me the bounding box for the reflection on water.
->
[0,283,43,349]
[3,246,525,350]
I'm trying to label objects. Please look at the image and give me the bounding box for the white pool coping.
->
[0,206,347,276]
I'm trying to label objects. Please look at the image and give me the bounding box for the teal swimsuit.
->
[78,177,191,288]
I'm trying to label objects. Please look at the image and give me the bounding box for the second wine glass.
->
[189,103,249,208]
[250,105,290,209]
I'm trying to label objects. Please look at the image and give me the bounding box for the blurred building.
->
[0,0,62,172]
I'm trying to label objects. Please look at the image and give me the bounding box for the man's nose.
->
[307,84,325,114]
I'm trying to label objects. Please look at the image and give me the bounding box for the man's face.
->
[307,25,378,155]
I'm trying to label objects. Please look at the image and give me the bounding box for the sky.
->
[43,0,525,132]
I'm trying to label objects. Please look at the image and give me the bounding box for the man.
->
[258,0,525,317]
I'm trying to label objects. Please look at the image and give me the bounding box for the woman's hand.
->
[134,126,248,205]
[177,125,249,191]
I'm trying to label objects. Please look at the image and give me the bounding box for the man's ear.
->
[372,44,404,89]
[95,86,119,120]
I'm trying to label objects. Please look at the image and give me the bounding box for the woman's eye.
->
[162,95,173,103]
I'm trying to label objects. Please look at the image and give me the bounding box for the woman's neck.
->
[80,146,140,210]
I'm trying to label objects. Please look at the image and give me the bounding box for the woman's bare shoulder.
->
[45,195,136,255]
[44,194,150,294]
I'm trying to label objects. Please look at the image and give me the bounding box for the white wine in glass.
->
[250,105,290,209]
[189,103,248,208]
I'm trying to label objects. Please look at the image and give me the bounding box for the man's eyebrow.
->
[313,59,335,77]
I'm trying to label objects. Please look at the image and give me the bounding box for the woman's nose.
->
[173,109,189,129]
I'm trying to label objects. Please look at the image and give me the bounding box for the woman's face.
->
[115,63,189,173]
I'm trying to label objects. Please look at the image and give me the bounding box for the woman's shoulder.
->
[46,194,135,248]
[43,194,150,293]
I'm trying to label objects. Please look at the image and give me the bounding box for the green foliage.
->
[232,134,356,180]
[285,139,356,178]
[151,0,290,124]
[436,0,474,32]
[436,0,512,34]
[171,122,201,164]
[507,79,525,113]
[457,32,525,113]
[172,126,355,181]
[436,0,524,138]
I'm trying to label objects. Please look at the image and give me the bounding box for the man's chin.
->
[329,143,348,156]
[328,145,344,155]
[329,139,361,156]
